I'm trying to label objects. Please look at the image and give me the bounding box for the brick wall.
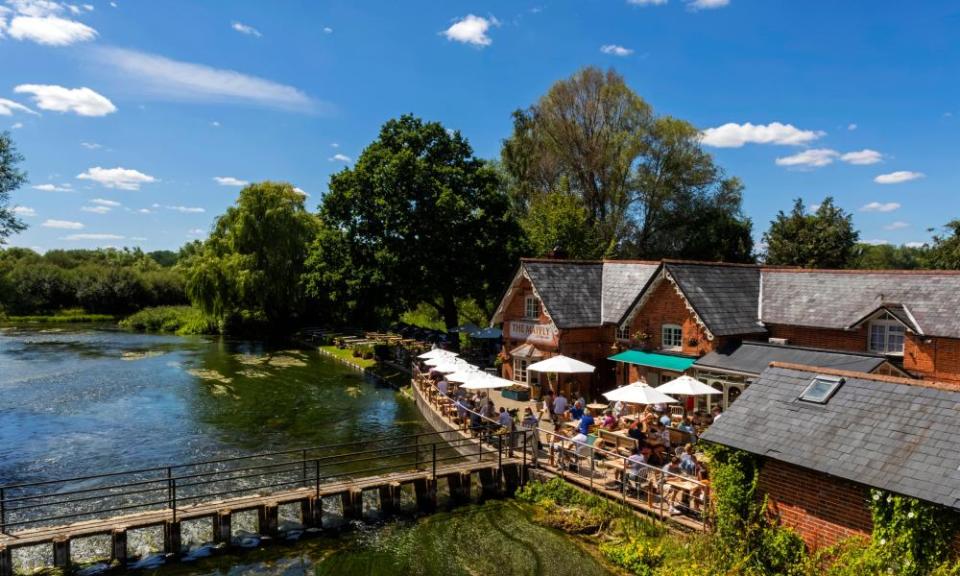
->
[905,336,960,383]
[758,458,873,549]
[761,324,868,352]
[629,279,716,357]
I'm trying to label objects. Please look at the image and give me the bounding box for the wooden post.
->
[341,490,364,521]
[258,504,279,537]
[52,537,70,569]
[111,529,128,565]
[378,483,399,517]
[164,521,181,555]
[413,478,436,513]
[478,468,498,500]
[301,498,318,529]
[502,463,521,496]
[215,511,232,544]
[448,472,471,507]
[0,546,11,576]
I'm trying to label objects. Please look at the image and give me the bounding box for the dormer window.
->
[524,295,540,320]
[868,312,905,355]
[799,375,844,404]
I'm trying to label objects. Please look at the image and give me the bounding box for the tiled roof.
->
[665,262,765,336]
[761,270,960,339]
[694,341,889,377]
[523,261,603,329]
[601,262,659,325]
[702,365,960,510]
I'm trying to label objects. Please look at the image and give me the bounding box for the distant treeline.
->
[0,247,188,316]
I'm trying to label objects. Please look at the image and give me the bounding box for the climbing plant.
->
[866,489,960,576]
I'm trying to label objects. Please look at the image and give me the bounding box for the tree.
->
[185,182,319,329]
[763,197,859,268]
[0,132,27,244]
[926,220,960,269]
[308,115,527,330]
[520,188,597,259]
[850,242,929,270]
[501,67,753,261]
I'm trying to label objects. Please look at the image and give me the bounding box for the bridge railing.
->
[0,428,517,535]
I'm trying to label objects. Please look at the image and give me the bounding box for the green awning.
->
[607,349,696,373]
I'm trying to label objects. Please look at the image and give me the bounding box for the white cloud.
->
[210,120,220,127]
[600,44,633,56]
[847,123,857,131]
[7,1,63,18]
[90,198,120,206]
[14,84,116,116]
[137,208,152,214]
[77,166,157,190]
[860,201,901,213]
[627,0,667,5]
[94,47,321,113]
[905,241,926,248]
[64,233,123,241]
[863,239,890,246]
[329,153,351,163]
[80,141,102,149]
[12,206,35,216]
[8,15,96,45]
[42,218,83,229]
[840,149,883,165]
[293,186,309,197]
[0,98,36,116]
[775,148,839,168]
[231,21,261,37]
[109,1,116,7]
[322,26,332,33]
[33,182,73,192]
[884,221,909,230]
[82,4,92,10]
[10,122,22,129]
[187,228,205,236]
[213,176,248,186]
[81,205,111,214]
[700,122,824,148]
[443,14,498,47]
[166,205,205,213]
[874,171,924,185]
[687,0,729,9]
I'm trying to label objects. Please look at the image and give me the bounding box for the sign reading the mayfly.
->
[508,320,558,345]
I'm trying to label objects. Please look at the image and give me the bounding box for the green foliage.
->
[600,539,665,576]
[927,220,960,269]
[0,309,114,323]
[501,67,753,261]
[850,242,930,269]
[0,131,27,244]
[308,115,527,329]
[763,197,859,268]
[185,181,319,330]
[0,247,186,315]
[119,305,215,334]
[863,489,960,576]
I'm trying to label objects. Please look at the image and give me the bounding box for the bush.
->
[119,306,215,335]
[600,539,665,576]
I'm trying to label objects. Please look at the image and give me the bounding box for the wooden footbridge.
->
[0,429,530,575]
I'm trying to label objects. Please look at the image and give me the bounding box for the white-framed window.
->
[617,323,631,341]
[513,357,529,384]
[661,324,682,351]
[524,295,540,320]
[868,313,905,355]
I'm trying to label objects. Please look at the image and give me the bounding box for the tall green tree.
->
[763,197,859,268]
[185,182,318,329]
[926,220,960,269]
[0,132,27,244]
[501,67,753,261]
[307,115,527,330]
[850,242,929,270]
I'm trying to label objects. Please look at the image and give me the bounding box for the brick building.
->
[702,363,960,549]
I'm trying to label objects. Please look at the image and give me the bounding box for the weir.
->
[0,429,530,576]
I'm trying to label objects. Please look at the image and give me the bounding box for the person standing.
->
[552,391,568,427]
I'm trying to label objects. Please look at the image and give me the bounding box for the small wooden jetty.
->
[0,430,527,575]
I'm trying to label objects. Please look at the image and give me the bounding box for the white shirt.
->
[553,396,568,414]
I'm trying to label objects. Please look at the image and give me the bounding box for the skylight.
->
[799,375,844,404]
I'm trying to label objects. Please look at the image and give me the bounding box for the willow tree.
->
[501,67,753,261]
[307,115,527,330]
[185,182,319,329]
[0,132,27,244]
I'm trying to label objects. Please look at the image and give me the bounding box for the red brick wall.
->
[906,336,960,383]
[759,459,873,549]
[761,324,868,352]
[629,279,716,357]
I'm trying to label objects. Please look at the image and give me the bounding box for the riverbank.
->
[0,309,115,324]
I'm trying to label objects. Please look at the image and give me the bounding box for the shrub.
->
[119,306,215,335]
[600,539,665,576]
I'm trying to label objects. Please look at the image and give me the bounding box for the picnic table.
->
[586,403,609,412]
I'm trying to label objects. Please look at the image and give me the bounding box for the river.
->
[0,327,616,575]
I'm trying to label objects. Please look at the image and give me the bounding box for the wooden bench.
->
[597,429,638,456]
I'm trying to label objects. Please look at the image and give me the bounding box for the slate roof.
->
[522,261,603,329]
[665,262,765,336]
[702,365,960,510]
[601,262,659,325]
[694,341,890,377]
[761,270,960,339]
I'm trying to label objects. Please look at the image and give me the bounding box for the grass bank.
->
[318,345,378,369]
[0,308,115,324]
[119,305,216,335]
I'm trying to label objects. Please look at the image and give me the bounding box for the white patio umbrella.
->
[430,360,469,373]
[655,375,721,396]
[446,367,484,384]
[527,355,595,374]
[603,382,678,405]
[461,374,513,390]
[419,349,458,360]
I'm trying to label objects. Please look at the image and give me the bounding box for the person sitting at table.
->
[680,444,698,475]
[576,391,587,410]
[627,419,644,441]
[437,375,449,397]
[569,400,585,420]
[658,422,672,449]
[662,457,685,514]
[601,410,618,431]
[659,412,672,427]
[578,408,595,436]
[613,400,625,419]
[498,406,513,430]
[678,415,696,439]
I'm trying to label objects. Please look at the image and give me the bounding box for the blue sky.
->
[2,0,958,252]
